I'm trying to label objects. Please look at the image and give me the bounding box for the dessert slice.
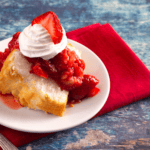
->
[0,49,68,116]
[0,11,100,116]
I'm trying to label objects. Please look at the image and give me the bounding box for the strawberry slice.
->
[31,11,63,44]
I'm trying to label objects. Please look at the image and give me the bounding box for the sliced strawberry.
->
[30,63,48,79]
[87,87,100,97]
[31,11,63,44]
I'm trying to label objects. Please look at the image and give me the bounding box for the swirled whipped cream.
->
[19,24,67,60]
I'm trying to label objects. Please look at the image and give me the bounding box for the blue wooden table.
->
[0,0,150,149]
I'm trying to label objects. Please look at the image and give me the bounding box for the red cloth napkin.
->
[67,23,150,117]
[0,23,150,147]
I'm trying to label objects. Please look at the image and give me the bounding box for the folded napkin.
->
[67,23,150,117]
[0,23,150,147]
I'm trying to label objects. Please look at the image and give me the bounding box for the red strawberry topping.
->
[31,11,63,44]
[87,87,100,97]
[30,62,48,79]
[68,75,99,100]
[0,32,20,71]
[0,29,100,108]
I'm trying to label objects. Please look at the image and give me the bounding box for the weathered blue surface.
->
[0,0,149,69]
[0,0,150,149]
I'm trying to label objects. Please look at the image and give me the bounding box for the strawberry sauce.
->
[0,93,22,110]
[0,32,22,110]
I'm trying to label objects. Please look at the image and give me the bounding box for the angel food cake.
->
[0,11,100,116]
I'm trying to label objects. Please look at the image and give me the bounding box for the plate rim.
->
[0,38,110,133]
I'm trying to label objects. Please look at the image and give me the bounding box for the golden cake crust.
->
[0,49,68,116]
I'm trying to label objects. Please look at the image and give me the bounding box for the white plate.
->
[0,38,110,133]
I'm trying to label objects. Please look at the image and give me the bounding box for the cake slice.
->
[0,49,69,116]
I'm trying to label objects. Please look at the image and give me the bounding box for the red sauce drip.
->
[0,32,22,109]
[0,93,23,110]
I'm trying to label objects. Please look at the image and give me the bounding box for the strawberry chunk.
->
[0,32,21,71]
[0,48,11,71]
[0,61,3,71]
[8,32,20,51]
[87,87,100,97]
[69,75,99,100]
[30,62,48,79]
[0,52,4,63]
[31,11,63,44]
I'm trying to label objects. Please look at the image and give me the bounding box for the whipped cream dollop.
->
[19,24,68,60]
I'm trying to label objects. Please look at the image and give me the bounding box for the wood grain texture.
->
[0,0,149,149]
